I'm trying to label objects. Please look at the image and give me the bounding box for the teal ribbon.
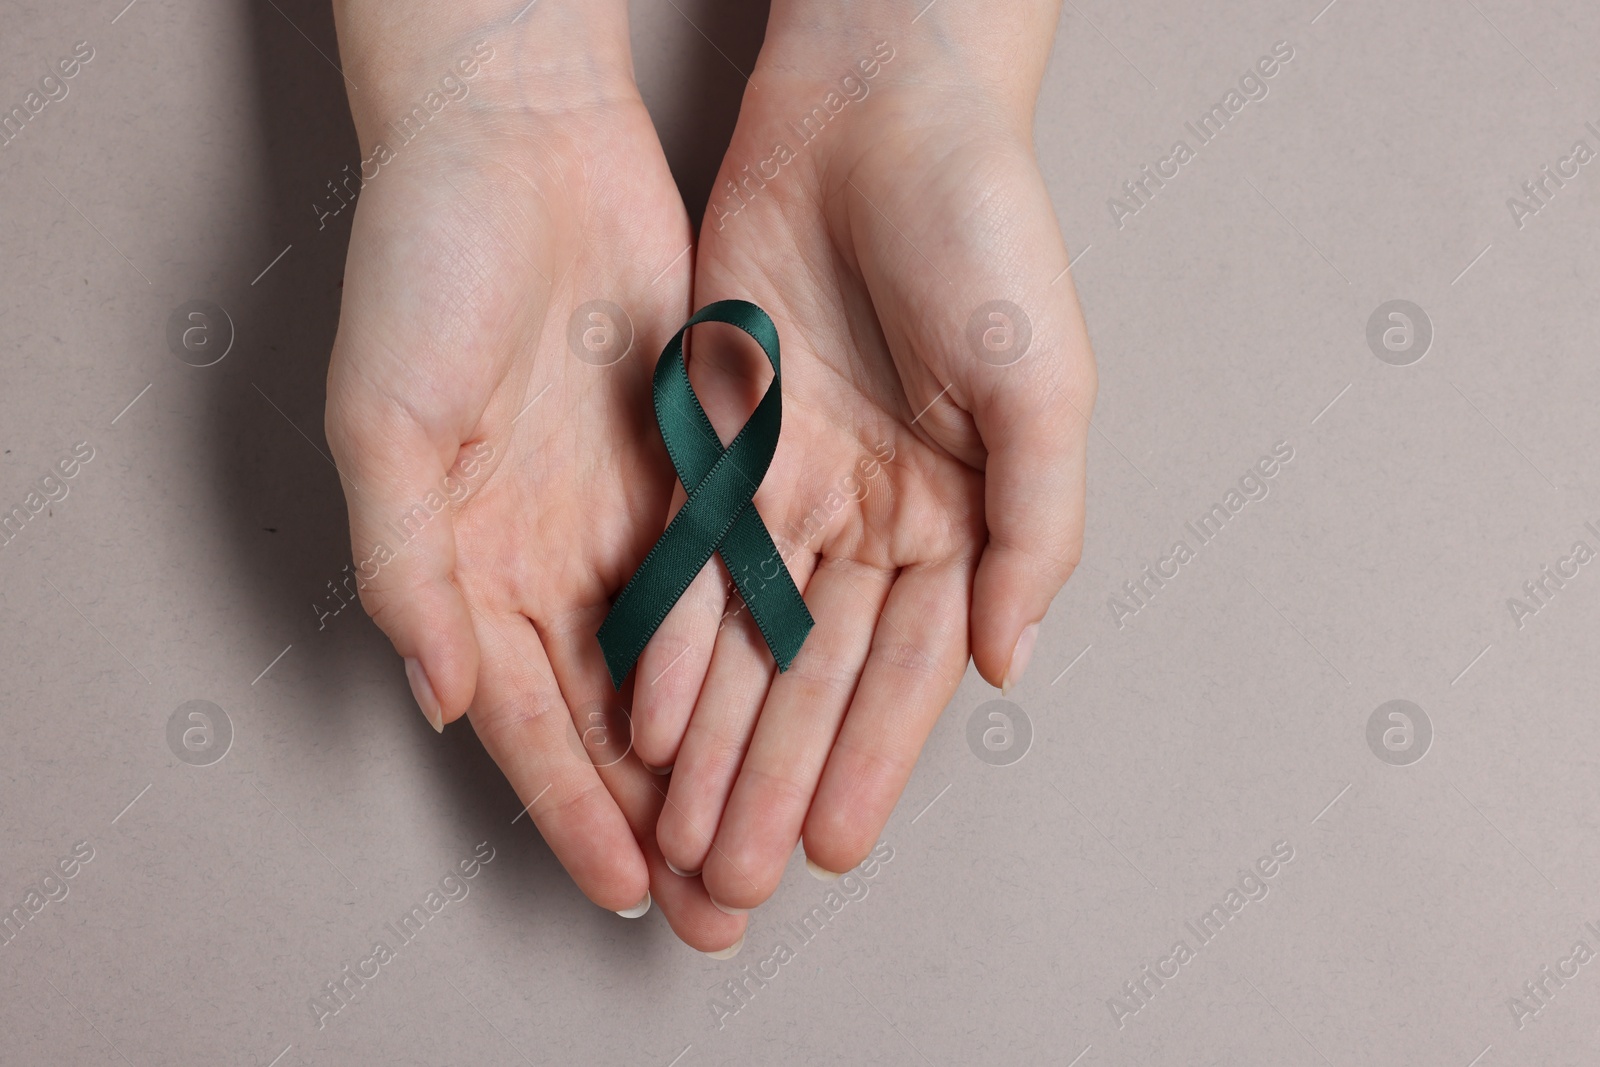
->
[597,300,814,689]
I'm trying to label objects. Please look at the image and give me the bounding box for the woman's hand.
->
[630,0,1096,910]
[326,0,743,952]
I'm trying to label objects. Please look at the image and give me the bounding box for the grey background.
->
[2,0,1597,1064]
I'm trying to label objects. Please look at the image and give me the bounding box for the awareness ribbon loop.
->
[597,300,814,689]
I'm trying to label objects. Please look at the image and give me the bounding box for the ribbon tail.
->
[719,507,813,671]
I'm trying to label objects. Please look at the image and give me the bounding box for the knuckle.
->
[541,778,605,825]
[658,814,713,866]
[872,639,943,678]
[700,733,749,785]
[740,765,814,816]
[804,807,875,872]
[1059,537,1085,580]
[358,583,401,628]
[784,653,859,702]
[471,686,563,747]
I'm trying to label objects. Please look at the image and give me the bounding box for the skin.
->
[327,0,743,951]
[328,0,1094,950]
[629,0,1096,911]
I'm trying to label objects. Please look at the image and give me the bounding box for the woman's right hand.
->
[326,0,744,954]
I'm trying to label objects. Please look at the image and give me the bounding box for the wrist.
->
[759,0,1059,113]
[743,0,1058,188]
[332,0,637,147]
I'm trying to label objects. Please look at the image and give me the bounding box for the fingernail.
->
[644,762,674,776]
[703,933,745,960]
[805,857,841,881]
[1001,623,1040,695]
[665,859,700,878]
[615,891,652,919]
[405,656,443,733]
[710,898,749,916]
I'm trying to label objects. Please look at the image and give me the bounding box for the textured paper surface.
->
[2,1,1598,1064]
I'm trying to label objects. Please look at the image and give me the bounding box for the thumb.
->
[964,286,1096,692]
[848,137,1097,690]
[325,395,483,732]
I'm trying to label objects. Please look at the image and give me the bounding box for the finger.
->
[655,605,775,881]
[649,839,749,956]
[585,735,745,953]
[967,311,1093,690]
[537,604,746,952]
[631,489,728,772]
[702,558,892,910]
[620,774,748,955]
[464,606,649,913]
[805,557,970,873]
[324,385,482,733]
[950,181,1096,691]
